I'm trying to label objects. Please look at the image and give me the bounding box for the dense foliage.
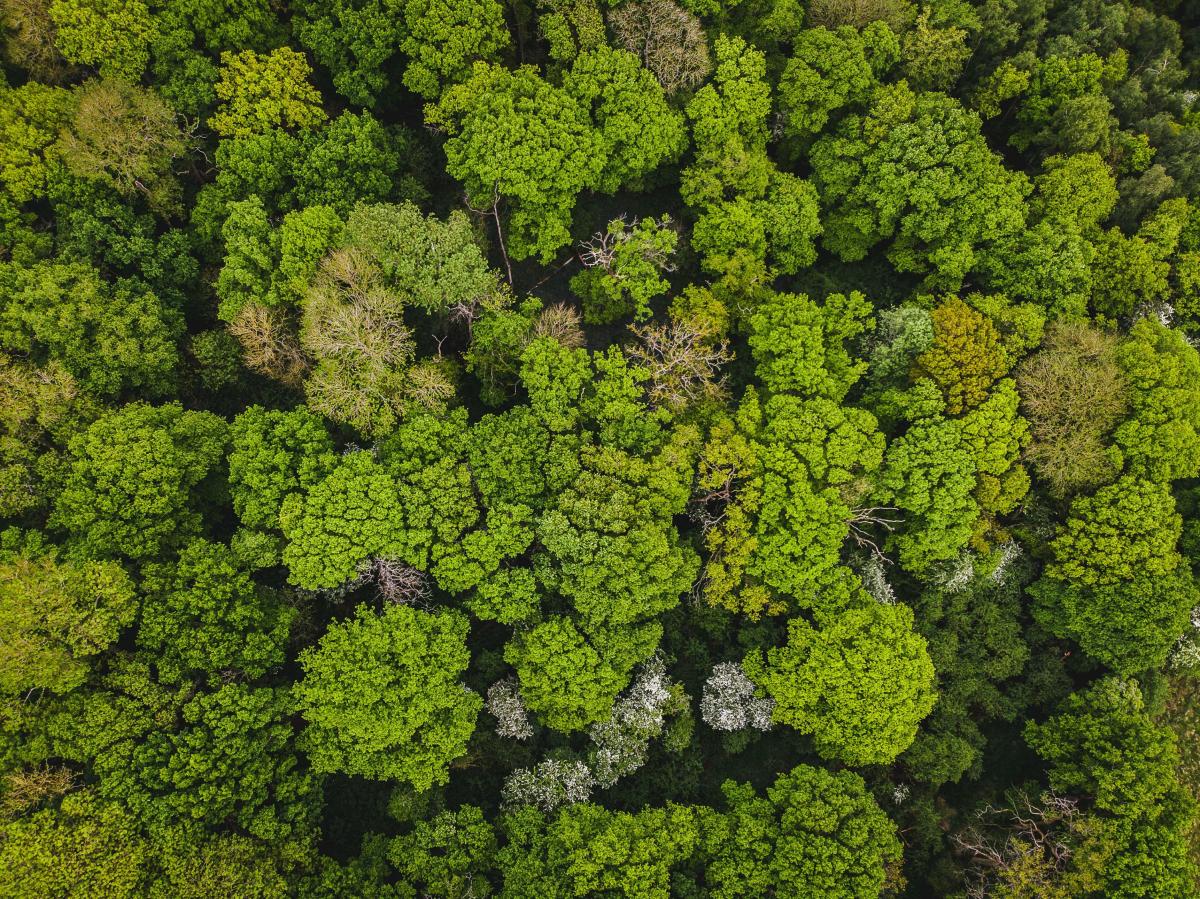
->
[3,0,1200,896]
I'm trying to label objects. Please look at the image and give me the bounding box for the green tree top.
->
[293,604,481,789]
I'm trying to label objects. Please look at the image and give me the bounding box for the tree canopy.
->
[4,1,1200,895]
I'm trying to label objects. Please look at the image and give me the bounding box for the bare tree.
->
[0,765,76,817]
[530,303,586,349]
[301,247,413,369]
[806,0,913,30]
[952,791,1082,899]
[846,506,901,562]
[690,462,738,534]
[359,557,431,606]
[464,185,513,286]
[228,302,309,387]
[625,319,730,413]
[609,0,711,95]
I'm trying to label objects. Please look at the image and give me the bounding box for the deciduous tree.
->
[745,602,936,765]
[293,604,481,789]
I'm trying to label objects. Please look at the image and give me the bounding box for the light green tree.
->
[294,604,481,789]
[745,602,936,766]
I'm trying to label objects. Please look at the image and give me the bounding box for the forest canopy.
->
[3,0,1200,896]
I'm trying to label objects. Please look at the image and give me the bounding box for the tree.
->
[1043,475,1182,589]
[1113,316,1200,482]
[1090,226,1175,321]
[570,215,677,323]
[1,0,71,81]
[698,394,884,618]
[388,805,497,897]
[497,802,699,898]
[536,439,700,633]
[1023,678,1196,897]
[1010,52,1121,157]
[48,176,200,307]
[293,604,481,789]
[699,765,902,898]
[1016,321,1128,497]
[290,112,404,213]
[904,551,1031,786]
[912,296,1010,415]
[217,198,344,320]
[429,64,601,262]
[698,289,884,618]
[53,666,319,841]
[607,0,710,95]
[1032,475,1194,673]
[465,298,553,406]
[0,81,74,205]
[681,34,770,210]
[0,545,135,694]
[505,616,626,733]
[745,602,936,766]
[899,6,970,91]
[279,450,407,590]
[0,788,149,898]
[625,316,731,414]
[137,538,295,682]
[563,46,686,194]
[227,302,309,386]
[811,82,1029,288]
[228,405,337,532]
[299,246,452,436]
[56,78,193,213]
[294,0,402,106]
[148,827,294,899]
[0,260,183,399]
[747,290,872,401]
[777,24,882,139]
[336,201,499,314]
[50,403,227,560]
[682,36,822,286]
[399,0,509,99]
[48,0,156,78]
[876,416,979,574]
[1029,152,1119,233]
[0,355,95,518]
[209,47,327,138]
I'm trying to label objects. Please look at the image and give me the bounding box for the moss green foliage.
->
[682,35,821,288]
[0,260,183,398]
[400,0,510,99]
[50,659,319,841]
[505,616,625,732]
[497,802,700,897]
[1033,475,1197,674]
[3,2,1200,895]
[811,81,1029,288]
[138,538,295,681]
[429,64,601,263]
[228,405,337,532]
[280,450,407,589]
